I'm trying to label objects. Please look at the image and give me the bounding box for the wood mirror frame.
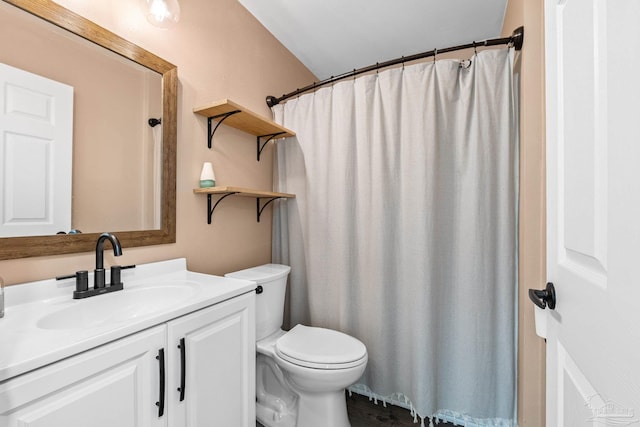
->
[0,0,177,260]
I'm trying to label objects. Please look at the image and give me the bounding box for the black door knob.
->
[528,282,556,310]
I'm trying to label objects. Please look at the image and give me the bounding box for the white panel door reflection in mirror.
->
[0,63,73,237]
[546,0,640,425]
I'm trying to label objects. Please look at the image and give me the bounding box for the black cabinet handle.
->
[178,338,186,401]
[529,282,556,310]
[155,348,166,417]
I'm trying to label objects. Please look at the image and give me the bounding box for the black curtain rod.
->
[266,26,524,108]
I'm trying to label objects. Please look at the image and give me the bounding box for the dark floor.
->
[257,392,455,426]
[347,393,455,427]
[347,392,425,426]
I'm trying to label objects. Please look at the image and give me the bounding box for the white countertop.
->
[0,258,256,381]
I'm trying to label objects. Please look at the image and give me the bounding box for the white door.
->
[0,326,166,427]
[0,63,73,237]
[545,0,640,425]
[167,293,255,427]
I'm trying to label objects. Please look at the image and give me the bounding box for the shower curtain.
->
[271,48,518,426]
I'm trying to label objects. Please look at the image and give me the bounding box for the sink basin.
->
[37,282,200,330]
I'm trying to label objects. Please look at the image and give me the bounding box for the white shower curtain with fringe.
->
[271,47,519,426]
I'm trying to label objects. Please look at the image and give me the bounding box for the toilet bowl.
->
[225,264,368,427]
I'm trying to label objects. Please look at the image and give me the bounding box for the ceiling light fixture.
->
[141,0,180,29]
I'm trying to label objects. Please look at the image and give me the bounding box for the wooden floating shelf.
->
[193,186,295,199]
[193,99,295,139]
[193,186,295,223]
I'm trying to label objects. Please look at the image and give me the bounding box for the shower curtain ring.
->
[433,48,437,63]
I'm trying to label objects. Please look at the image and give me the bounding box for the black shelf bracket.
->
[205,192,289,223]
[257,132,286,161]
[207,110,241,148]
[257,197,281,222]
[207,192,238,224]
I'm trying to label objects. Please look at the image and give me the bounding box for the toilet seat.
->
[275,325,367,370]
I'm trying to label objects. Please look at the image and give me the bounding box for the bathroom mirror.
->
[0,0,177,260]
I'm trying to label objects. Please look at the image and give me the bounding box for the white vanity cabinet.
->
[0,290,255,427]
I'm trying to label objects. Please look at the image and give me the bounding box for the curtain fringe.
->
[348,384,518,427]
[349,384,426,426]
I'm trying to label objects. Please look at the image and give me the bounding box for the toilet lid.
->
[275,325,367,370]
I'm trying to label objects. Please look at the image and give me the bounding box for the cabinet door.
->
[0,326,166,427]
[167,292,255,427]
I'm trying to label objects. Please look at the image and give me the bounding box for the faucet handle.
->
[72,271,89,299]
[110,265,122,286]
[75,271,88,292]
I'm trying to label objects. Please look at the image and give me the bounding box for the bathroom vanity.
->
[0,259,256,427]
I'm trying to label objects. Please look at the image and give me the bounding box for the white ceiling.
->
[239,0,508,80]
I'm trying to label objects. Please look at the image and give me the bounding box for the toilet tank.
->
[225,264,291,341]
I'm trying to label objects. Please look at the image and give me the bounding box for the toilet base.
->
[256,400,296,427]
[256,351,297,427]
[256,353,353,427]
[257,389,350,427]
[296,389,351,427]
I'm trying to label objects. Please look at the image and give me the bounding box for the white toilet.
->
[225,264,368,427]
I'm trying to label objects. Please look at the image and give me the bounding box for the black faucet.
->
[94,232,123,289]
[63,233,125,299]
[54,233,130,299]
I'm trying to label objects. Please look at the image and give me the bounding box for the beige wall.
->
[0,0,316,284]
[502,0,547,425]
